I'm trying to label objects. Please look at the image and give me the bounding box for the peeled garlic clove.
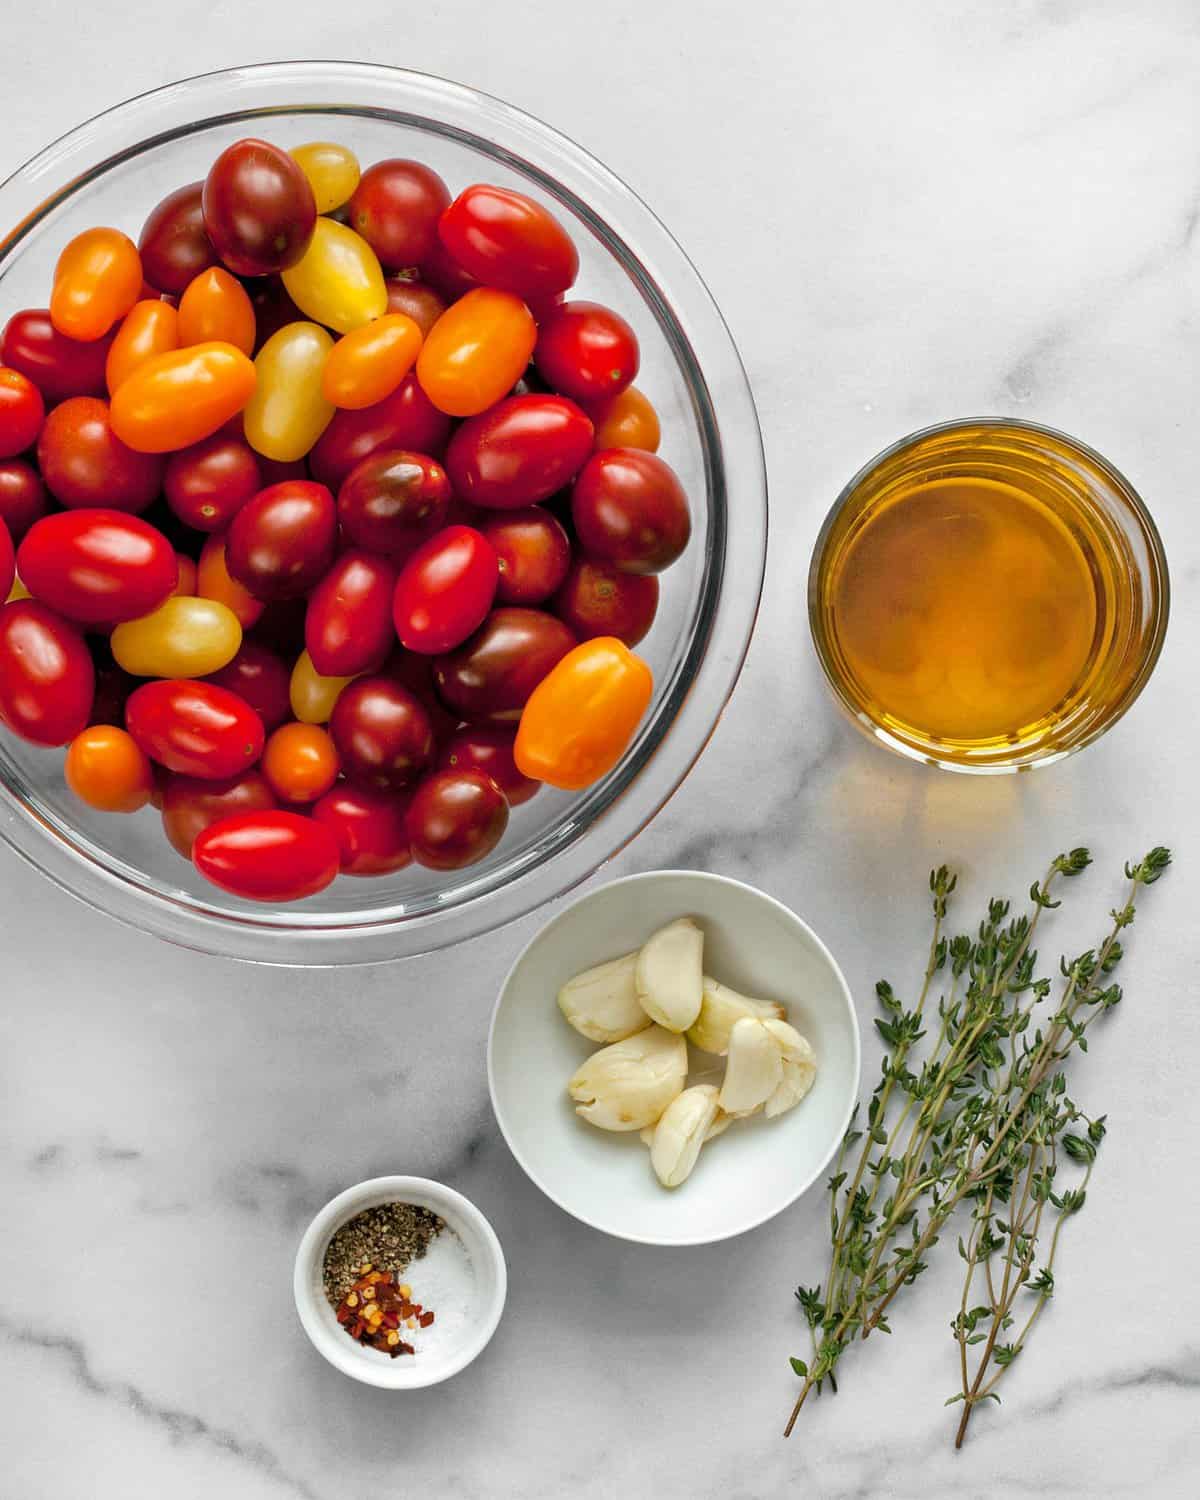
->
[686,977,786,1054]
[557,952,650,1043]
[635,917,704,1032]
[762,1022,817,1117]
[718,1016,783,1116]
[568,1025,687,1132]
[706,1109,733,1140]
[649,1084,721,1188]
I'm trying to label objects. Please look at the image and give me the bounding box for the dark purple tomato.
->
[37,396,163,514]
[17,509,178,626]
[385,275,447,337]
[312,784,413,876]
[0,599,95,746]
[329,675,435,791]
[226,480,337,601]
[204,641,292,732]
[336,449,450,559]
[305,549,397,677]
[552,557,659,646]
[438,185,578,303]
[479,507,571,605]
[571,448,690,575]
[164,429,263,532]
[0,459,49,542]
[444,394,594,509]
[432,607,576,724]
[533,301,640,405]
[348,159,451,271]
[161,768,277,858]
[438,723,539,807]
[125,679,265,779]
[192,809,339,901]
[1,310,113,404]
[202,139,317,277]
[310,375,452,491]
[138,183,217,295]
[392,526,499,655]
[405,768,508,870]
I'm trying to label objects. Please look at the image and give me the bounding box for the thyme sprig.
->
[785,847,1170,1444]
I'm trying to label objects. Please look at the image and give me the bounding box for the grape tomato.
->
[0,459,49,542]
[161,768,276,858]
[336,447,450,558]
[552,556,658,646]
[445,393,593,509]
[385,276,446,337]
[204,641,291,732]
[105,300,180,393]
[439,723,539,807]
[125,678,264,779]
[17,509,178,626]
[0,366,46,458]
[164,429,262,532]
[533,300,639,405]
[321,314,423,410]
[139,183,217,295]
[289,648,357,725]
[0,599,95,746]
[479,507,571,605]
[310,374,450,490]
[281,218,387,334]
[330,675,435,791]
[312,784,412,876]
[37,396,163,514]
[439,184,578,303]
[433,606,576,723]
[243,321,334,463]
[193,809,339,902]
[290,142,361,215]
[226,479,337,601]
[203,139,317,277]
[349,159,450,271]
[416,288,536,418]
[109,341,257,453]
[177,267,256,355]
[2,310,113,404]
[571,448,691,574]
[110,595,242,679]
[392,524,499,654]
[50,228,143,343]
[405,768,508,870]
[586,385,660,453]
[305,549,397,677]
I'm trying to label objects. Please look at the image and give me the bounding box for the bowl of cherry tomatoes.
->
[0,62,766,963]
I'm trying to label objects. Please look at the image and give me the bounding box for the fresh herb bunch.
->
[785,846,1171,1445]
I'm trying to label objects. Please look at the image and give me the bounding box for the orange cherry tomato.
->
[197,531,264,628]
[64,724,154,813]
[416,288,536,417]
[321,313,423,409]
[261,721,340,803]
[109,342,256,453]
[586,385,661,453]
[105,300,180,394]
[50,228,143,342]
[177,267,256,355]
[514,636,652,790]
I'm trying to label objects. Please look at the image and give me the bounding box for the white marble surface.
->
[2,3,1198,1496]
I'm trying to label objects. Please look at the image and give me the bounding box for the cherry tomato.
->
[203,139,317,277]
[585,385,660,453]
[571,449,690,574]
[139,183,217,295]
[330,676,435,790]
[109,342,257,453]
[405,768,508,870]
[533,301,639,404]
[321,314,423,410]
[176,267,256,355]
[337,448,450,558]
[0,309,112,403]
[552,557,658,646]
[290,648,356,724]
[439,184,578,303]
[161,768,276,858]
[111,595,242,678]
[64,725,154,813]
[445,394,593,510]
[50,228,143,343]
[0,518,12,601]
[17,510,177,626]
[421,237,480,302]
[259,721,337,803]
[0,599,95,745]
[479,508,571,605]
[349,159,450,270]
[305,550,397,676]
[243,322,334,463]
[0,459,48,541]
[438,723,538,806]
[164,428,262,532]
[105,300,180,394]
[391,525,498,655]
[416,289,536,418]
[387,648,459,743]
[514,637,653,790]
[204,640,291,731]
[433,607,576,723]
[126,678,264,778]
[197,532,265,628]
[385,276,446,337]
[193,809,339,901]
[226,480,336,601]
[0,367,45,458]
[281,219,387,334]
[290,142,361,214]
[309,373,451,489]
[312,784,412,875]
[36,397,162,514]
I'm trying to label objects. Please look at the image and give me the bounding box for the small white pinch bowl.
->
[488,871,862,1246]
[293,1175,506,1388]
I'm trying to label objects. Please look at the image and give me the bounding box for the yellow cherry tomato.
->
[110,595,243,678]
[320,313,423,409]
[290,142,361,214]
[289,649,356,724]
[281,218,387,334]
[50,227,143,342]
[109,342,257,453]
[64,725,154,813]
[105,300,180,394]
[242,321,335,463]
[416,288,536,417]
[177,267,256,355]
[197,533,264,628]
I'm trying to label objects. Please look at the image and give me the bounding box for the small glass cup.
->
[808,418,1169,773]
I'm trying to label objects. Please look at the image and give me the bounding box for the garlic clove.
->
[762,1022,817,1117]
[641,1100,731,1149]
[634,917,704,1032]
[557,952,650,1043]
[568,1025,688,1132]
[686,977,786,1054]
[648,1084,721,1188]
[718,1016,784,1116]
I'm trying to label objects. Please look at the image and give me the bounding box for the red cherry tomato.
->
[226,480,337,601]
[305,549,397,676]
[17,510,178,626]
[532,301,640,405]
[329,676,435,791]
[385,275,447,337]
[0,367,46,459]
[0,459,49,542]
[125,678,265,778]
[50,228,143,343]
[1,310,113,403]
[479,507,571,605]
[36,396,163,514]
[161,768,277,858]
[193,809,339,902]
[444,394,593,509]
[393,525,499,655]
[0,518,13,601]
[405,768,508,870]
[336,448,451,559]
[571,448,691,574]
[309,374,451,490]
[0,599,95,746]
[438,723,539,807]
[203,641,292,732]
[164,428,263,532]
[438,184,578,303]
[433,607,576,723]
[138,183,218,295]
[349,159,451,270]
[202,139,318,277]
[312,784,413,876]
[552,556,659,646]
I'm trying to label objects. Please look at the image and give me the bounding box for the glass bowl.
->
[0,62,766,964]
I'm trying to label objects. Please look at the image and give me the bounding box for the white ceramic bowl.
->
[293,1176,506,1388]
[488,871,862,1245]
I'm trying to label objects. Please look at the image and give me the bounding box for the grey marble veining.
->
[2,3,1198,1496]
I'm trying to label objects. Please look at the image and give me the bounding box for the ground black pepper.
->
[322,1201,444,1309]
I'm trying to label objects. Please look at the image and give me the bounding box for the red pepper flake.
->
[334,1275,437,1358]
[419,1311,435,1328]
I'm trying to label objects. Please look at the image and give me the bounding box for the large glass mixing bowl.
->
[0,63,766,963]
